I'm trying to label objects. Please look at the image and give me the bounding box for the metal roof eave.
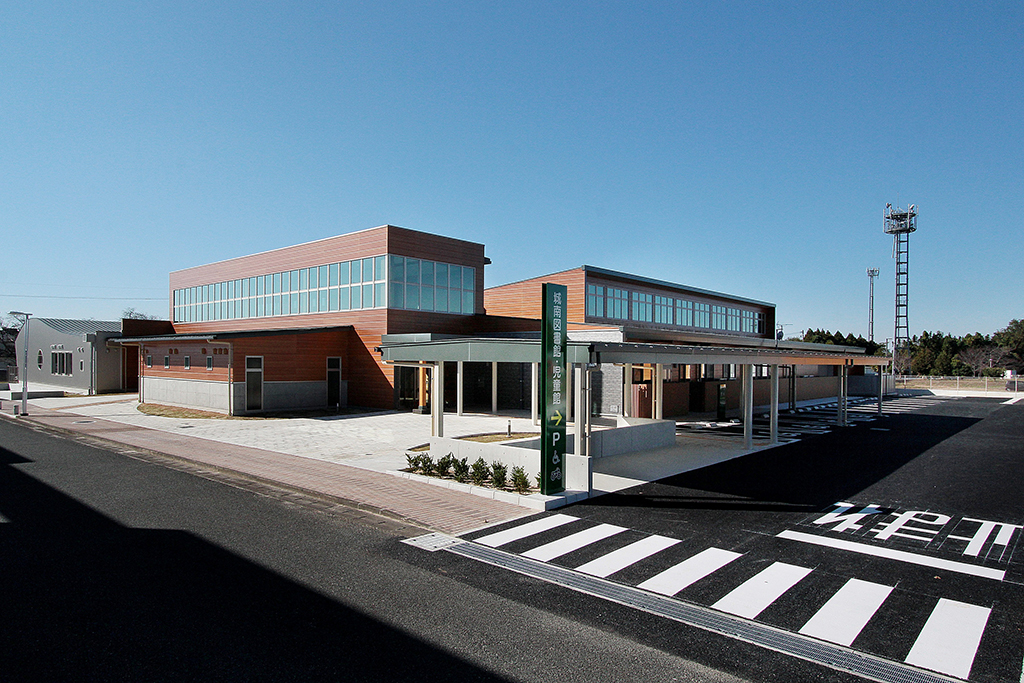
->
[378,338,884,366]
[591,342,881,367]
[378,338,593,364]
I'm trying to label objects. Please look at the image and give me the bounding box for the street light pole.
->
[9,311,31,416]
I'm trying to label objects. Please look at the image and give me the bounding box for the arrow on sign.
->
[551,410,563,426]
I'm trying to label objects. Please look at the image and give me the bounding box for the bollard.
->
[13,405,20,416]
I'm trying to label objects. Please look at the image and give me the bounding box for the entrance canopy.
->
[377,335,882,367]
[377,334,887,453]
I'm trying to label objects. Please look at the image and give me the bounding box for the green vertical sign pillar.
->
[541,283,567,495]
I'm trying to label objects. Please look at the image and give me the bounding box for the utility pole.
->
[9,311,31,415]
[866,268,879,342]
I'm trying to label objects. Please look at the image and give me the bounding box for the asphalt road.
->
[0,418,746,683]
[435,396,1024,683]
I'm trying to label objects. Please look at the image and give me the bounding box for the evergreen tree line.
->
[799,319,1024,377]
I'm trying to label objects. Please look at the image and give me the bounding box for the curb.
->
[387,469,589,510]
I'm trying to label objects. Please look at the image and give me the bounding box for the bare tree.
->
[956,345,1010,377]
[0,314,24,362]
[891,349,911,375]
[121,307,159,320]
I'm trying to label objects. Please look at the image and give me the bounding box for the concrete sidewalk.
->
[1,398,533,535]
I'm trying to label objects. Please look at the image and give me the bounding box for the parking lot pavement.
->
[411,397,1024,683]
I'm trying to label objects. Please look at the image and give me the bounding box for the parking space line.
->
[575,534,681,578]
[711,562,812,619]
[904,598,990,679]
[637,547,742,596]
[522,523,627,562]
[474,514,579,547]
[798,578,894,646]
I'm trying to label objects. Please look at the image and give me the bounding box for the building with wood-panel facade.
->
[121,224,798,416]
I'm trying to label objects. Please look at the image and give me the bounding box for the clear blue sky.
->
[3,2,1021,340]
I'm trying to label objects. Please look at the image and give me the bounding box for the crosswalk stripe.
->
[575,534,681,578]
[474,514,578,548]
[797,578,893,646]
[904,598,990,679]
[637,547,742,596]
[711,562,812,619]
[522,523,627,562]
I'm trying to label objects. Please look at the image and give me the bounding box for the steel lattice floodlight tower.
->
[883,203,917,363]
[866,268,879,342]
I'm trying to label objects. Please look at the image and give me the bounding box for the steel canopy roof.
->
[377,337,883,367]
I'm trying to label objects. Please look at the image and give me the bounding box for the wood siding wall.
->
[139,342,231,383]
[483,268,587,322]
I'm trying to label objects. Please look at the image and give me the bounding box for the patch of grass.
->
[458,432,538,443]
[406,432,537,452]
[137,404,239,419]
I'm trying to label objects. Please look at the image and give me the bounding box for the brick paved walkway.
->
[5,406,531,535]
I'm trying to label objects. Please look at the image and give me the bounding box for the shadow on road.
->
[582,413,980,514]
[0,446,508,683]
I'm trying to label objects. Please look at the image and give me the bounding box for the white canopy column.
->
[531,361,539,425]
[623,363,633,417]
[491,361,498,413]
[653,363,664,420]
[456,360,464,416]
[770,364,780,444]
[742,363,754,451]
[574,364,587,456]
[836,364,848,426]
[431,362,445,437]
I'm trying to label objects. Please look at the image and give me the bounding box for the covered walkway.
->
[377,336,886,465]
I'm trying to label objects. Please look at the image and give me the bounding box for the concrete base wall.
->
[590,416,676,458]
[231,380,339,415]
[428,436,591,492]
[142,376,230,413]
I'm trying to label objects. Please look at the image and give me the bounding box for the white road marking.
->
[1003,396,1022,405]
[798,578,893,646]
[711,562,812,619]
[575,534,681,578]
[905,598,990,679]
[474,514,578,548]
[637,547,742,596]
[777,529,1006,580]
[521,523,626,562]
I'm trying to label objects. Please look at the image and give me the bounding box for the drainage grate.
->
[447,542,962,683]
[403,533,465,552]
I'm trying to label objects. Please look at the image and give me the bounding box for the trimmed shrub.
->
[436,453,455,478]
[490,462,508,490]
[452,457,470,483]
[511,466,531,494]
[470,458,489,486]
[419,455,435,477]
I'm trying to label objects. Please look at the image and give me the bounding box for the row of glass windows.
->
[388,256,475,314]
[586,284,764,334]
[172,254,476,323]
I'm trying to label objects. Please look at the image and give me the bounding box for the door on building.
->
[246,357,263,411]
[327,357,342,407]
